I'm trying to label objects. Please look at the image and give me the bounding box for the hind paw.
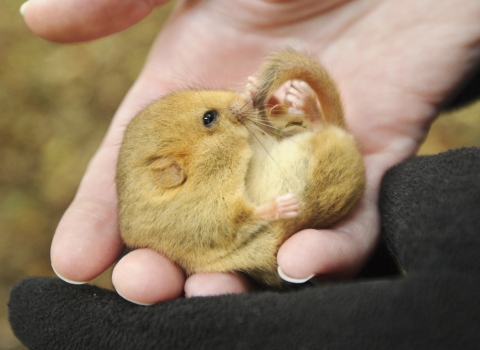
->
[256,194,300,222]
[284,80,322,125]
[275,193,301,219]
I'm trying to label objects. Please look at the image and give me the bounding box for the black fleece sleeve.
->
[8,147,480,350]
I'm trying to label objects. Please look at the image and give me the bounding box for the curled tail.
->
[252,50,345,129]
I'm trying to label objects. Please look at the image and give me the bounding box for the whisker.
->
[245,118,283,129]
[239,121,295,189]
[245,116,298,134]
[245,119,282,134]
[246,120,282,143]
[246,119,303,145]
[232,93,312,145]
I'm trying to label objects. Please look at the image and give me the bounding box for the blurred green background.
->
[1,1,173,348]
[0,1,479,348]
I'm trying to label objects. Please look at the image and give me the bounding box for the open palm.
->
[23,0,480,303]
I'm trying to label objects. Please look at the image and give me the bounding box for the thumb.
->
[20,0,171,43]
[277,164,382,282]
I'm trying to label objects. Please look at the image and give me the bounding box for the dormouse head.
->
[119,90,255,190]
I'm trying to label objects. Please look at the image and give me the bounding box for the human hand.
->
[22,0,480,303]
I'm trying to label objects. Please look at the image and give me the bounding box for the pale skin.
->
[22,0,480,304]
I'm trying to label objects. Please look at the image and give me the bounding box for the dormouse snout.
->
[230,92,254,123]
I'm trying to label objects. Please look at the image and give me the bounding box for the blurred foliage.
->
[0,0,479,348]
[418,100,480,155]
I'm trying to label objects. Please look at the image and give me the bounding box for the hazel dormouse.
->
[116,50,365,287]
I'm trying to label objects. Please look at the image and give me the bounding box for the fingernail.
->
[277,266,314,284]
[115,289,154,306]
[51,264,87,285]
[20,1,30,16]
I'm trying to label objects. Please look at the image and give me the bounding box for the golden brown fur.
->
[116,50,365,287]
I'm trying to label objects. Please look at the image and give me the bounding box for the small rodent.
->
[116,50,365,288]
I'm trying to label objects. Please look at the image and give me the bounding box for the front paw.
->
[234,77,259,112]
[245,76,259,100]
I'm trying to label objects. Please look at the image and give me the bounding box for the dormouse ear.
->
[149,157,186,188]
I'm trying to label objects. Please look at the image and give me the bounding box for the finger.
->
[277,202,379,282]
[112,249,185,304]
[277,162,384,282]
[21,0,171,43]
[47,2,191,285]
[184,272,255,297]
[50,146,124,283]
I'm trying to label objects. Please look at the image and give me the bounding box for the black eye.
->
[203,110,218,127]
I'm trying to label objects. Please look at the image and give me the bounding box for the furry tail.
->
[252,50,345,129]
